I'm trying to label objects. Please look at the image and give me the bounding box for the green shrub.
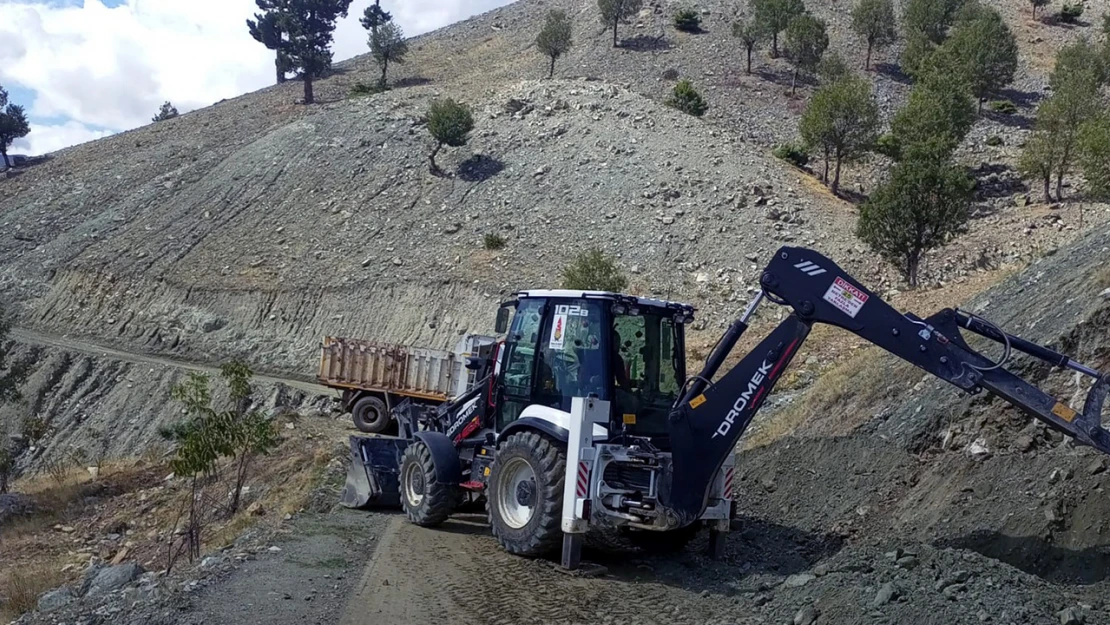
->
[985,135,1004,146]
[772,142,809,167]
[1059,2,1083,22]
[989,100,1017,115]
[874,133,901,160]
[665,79,709,116]
[673,8,702,32]
[483,233,506,250]
[350,82,387,97]
[562,249,628,292]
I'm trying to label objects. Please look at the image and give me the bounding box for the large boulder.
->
[85,562,144,597]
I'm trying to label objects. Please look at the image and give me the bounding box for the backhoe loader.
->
[341,246,1109,569]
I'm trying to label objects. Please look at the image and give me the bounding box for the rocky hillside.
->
[0,0,1107,453]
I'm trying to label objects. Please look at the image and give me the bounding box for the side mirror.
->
[495,307,510,334]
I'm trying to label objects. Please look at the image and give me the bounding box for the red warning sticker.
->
[823,277,869,318]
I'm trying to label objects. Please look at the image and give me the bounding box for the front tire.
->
[400,442,457,527]
[487,432,565,557]
[351,396,390,434]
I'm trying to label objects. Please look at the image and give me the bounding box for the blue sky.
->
[0,0,514,156]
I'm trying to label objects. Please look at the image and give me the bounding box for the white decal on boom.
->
[712,359,774,439]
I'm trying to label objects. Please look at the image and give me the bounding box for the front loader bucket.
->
[339,435,408,509]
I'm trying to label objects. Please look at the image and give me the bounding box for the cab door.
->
[495,297,546,431]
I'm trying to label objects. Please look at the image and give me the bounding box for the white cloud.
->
[0,0,514,156]
[11,121,113,156]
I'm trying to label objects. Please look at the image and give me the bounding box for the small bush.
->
[665,79,709,116]
[772,143,809,168]
[562,249,628,292]
[874,133,901,160]
[483,233,506,250]
[985,135,1004,146]
[1059,2,1083,22]
[989,100,1017,115]
[350,82,387,97]
[673,8,702,32]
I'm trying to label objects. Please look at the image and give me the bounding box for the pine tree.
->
[784,13,829,94]
[732,18,764,74]
[851,0,897,70]
[0,86,31,169]
[752,0,806,57]
[598,0,644,48]
[368,21,408,88]
[254,0,354,105]
[536,9,573,79]
[799,75,880,193]
[152,101,179,122]
[246,9,292,84]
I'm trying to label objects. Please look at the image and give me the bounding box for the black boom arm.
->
[661,246,1110,526]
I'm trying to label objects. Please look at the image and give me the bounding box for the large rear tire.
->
[487,431,565,557]
[400,442,457,527]
[351,395,390,434]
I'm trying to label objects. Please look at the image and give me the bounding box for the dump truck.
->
[318,334,497,433]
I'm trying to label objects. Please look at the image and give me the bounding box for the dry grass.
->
[0,562,68,621]
[746,344,928,450]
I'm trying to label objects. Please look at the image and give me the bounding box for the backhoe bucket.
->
[339,435,407,509]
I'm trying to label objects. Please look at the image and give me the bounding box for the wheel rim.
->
[403,457,425,508]
[496,457,537,529]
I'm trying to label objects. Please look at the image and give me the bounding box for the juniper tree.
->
[851,0,897,70]
[598,0,644,48]
[799,75,880,193]
[732,18,764,74]
[536,9,573,79]
[665,79,709,116]
[0,87,30,170]
[925,7,1017,111]
[857,139,973,287]
[1019,131,1063,203]
[784,13,829,94]
[426,98,474,174]
[1079,112,1110,200]
[817,52,851,84]
[891,72,975,157]
[752,0,805,57]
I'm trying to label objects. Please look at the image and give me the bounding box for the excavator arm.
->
[661,246,1110,526]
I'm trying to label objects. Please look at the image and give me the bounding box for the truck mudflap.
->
[339,435,408,509]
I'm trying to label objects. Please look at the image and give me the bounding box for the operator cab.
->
[492,289,695,446]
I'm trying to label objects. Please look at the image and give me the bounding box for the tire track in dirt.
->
[340,512,759,625]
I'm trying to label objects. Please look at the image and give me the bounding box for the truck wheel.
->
[400,442,457,527]
[625,522,702,554]
[351,396,390,434]
[487,431,565,557]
